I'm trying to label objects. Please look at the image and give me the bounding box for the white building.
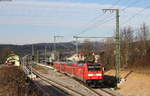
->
[66,53,100,62]
[6,54,20,66]
[66,53,85,61]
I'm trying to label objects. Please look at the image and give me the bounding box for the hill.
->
[0,42,76,55]
[0,42,76,63]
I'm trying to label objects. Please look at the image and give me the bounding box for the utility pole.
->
[45,46,47,64]
[31,45,34,78]
[32,45,34,56]
[102,9,120,83]
[75,37,79,55]
[53,35,64,61]
[36,50,39,63]
[22,57,25,70]
[54,36,56,53]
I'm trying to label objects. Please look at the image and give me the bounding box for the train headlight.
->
[88,74,93,76]
[88,74,102,76]
[96,74,102,76]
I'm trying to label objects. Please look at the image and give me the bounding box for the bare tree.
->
[81,40,95,62]
[103,38,115,69]
[81,40,93,54]
[120,26,134,68]
[102,23,150,69]
[0,47,12,63]
[139,23,149,55]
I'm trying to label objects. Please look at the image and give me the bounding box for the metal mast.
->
[102,9,120,83]
[45,46,47,64]
[53,35,64,60]
[36,50,39,63]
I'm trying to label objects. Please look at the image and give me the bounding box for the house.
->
[5,54,20,66]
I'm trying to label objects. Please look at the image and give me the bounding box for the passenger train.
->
[53,61,104,86]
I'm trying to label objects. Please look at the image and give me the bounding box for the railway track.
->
[85,86,116,96]
[73,77,116,96]
[32,68,104,96]
[24,66,70,96]
[34,78,68,96]
[31,65,118,96]
[94,88,117,96]
[26,66,84,96]
[34,63,117,96]
[33,79,50,96]
[100,88,116,96]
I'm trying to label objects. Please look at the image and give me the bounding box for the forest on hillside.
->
[0,23,150,70]
[102,23,150,69]
[0,43,76,63]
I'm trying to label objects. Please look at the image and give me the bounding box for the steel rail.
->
[31,68,85,96]
[99,88,116,96]
[52,67,116,96]
[30,65,116,96]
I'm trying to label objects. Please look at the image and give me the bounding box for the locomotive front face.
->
[85,63,104,80]
[84,63,104,86]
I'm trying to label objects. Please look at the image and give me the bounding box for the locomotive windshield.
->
[88,64,101,71]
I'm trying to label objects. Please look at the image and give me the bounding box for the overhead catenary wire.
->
[122,3,150,26]
[76,17,115,36]
[120,0,149,26]
[121,0,145,11]
[75,0,141,36]
[75,0,149,36]
[75,0,122,36]
[82,0,122,26]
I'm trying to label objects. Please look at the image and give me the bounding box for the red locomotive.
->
[53,61,104,86]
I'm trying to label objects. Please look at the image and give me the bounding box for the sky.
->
[0,0,150,44]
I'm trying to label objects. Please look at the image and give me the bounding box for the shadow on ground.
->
[92,75,117,88]
[42,85,68,96]
[102,75,117,88]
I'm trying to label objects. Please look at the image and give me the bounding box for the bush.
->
[0,66,42,96]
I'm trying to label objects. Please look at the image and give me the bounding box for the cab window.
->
[88,64,101,71]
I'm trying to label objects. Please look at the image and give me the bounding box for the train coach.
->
[53,61,104,86]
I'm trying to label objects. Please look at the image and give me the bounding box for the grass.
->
[133,69,150,74]
[129,66,150,74]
